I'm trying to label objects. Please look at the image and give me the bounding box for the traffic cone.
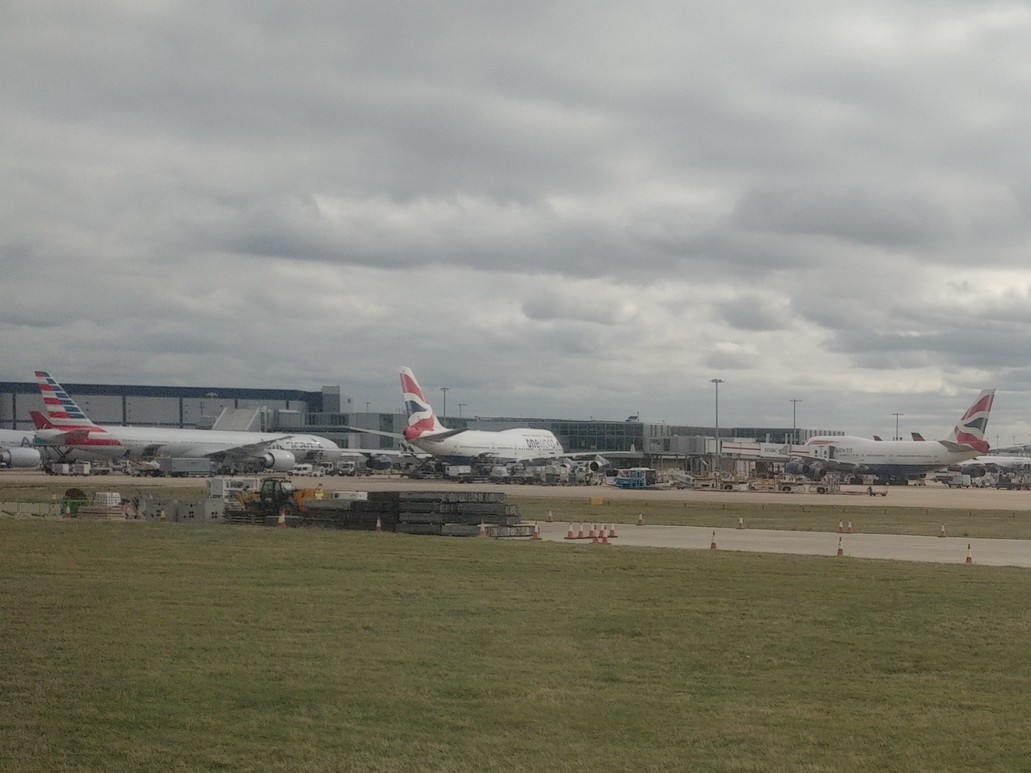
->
[532,521,542,540]
[546,509,553,523]
[478,521,488,538]
[600,528,610,545]
[62,502,72,519]
[709,530,717,551]
[276,509,287,528]
[737,516,744,529]
[637,513,644,526]
[590,524,599,544]
[565,523,576,540]
[608,523,618,539]
[965,543,973,565]
[837,520,844,533]
[577,523,585,540]
[375,515,383,533]
[938,524,946,538]
[846,521,853,534]
[836,536,844,557]
[159,508,166,522]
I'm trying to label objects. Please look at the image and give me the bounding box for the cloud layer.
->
[3,2,1031,444]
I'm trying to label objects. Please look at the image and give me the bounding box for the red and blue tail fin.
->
[34,371,100,430]
[946,389,994,453]
[400,367,446,441]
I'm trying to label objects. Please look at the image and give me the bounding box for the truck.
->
[157,457,214,477]
[612,468,658,489]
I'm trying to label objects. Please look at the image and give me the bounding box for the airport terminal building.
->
[0,378,834,469]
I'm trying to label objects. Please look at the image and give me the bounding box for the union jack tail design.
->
[400,367,447,441]
[946,389,995,454]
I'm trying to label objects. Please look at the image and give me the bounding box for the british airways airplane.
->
[398,367,566,463]
[781,389,996,483]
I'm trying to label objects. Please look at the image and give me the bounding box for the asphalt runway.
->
[5,471,1031,567]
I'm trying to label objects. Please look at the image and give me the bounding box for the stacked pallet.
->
[293,490,523,536]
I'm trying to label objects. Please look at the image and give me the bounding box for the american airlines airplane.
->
[33,371,346,471]
[781,389,995,483]
[0,428,42,469]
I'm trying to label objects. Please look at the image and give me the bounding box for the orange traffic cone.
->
[577,523,586,540]
[636,513,644,526]
[546,509,553,523]
[607,523,618,539]
[965,543,973,565]
[590,524,599,544]
[846,521,853,534]
[276,509,287,528]
[375,515,383,533]
[532,522,542,540]
[565,523,576,540]
[478,521,488,538]
[836,536,844,557]
[837,520,844,533]
[737,516,744,529]
[938,524,946,538]
[709,530,717,551]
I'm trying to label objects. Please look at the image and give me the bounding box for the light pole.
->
[440,387,449,420]
[458,402,465,418]
[892,412,904,441]
[711,378,724,477]
[790,398,802,445]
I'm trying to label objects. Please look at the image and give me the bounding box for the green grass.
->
[2,519,1030,771]
[513,496,1031,540]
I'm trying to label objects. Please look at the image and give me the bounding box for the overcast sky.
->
[3,2,1031,445]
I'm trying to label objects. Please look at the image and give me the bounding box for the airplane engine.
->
[589,455,611,472]
[365,454,393,471]
[0,447,42,468]
[259,449,296,471]
[784,459,826,479]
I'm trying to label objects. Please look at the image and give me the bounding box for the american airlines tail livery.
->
[33,371,344,471]
[780,389,995,483]
[400,367,566,463]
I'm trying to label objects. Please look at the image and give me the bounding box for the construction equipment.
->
[233,477,325,520]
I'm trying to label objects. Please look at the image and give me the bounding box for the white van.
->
[290,464,314,476]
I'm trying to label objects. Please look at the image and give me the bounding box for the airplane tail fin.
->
[34,371,100,431]
[945,389,995,453]
[400,367,447,441]
[29,410,54,430]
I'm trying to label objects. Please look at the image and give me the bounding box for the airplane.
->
[780,389,996,484]
[347,368,608,469]
[0,428,43,469]
[32,371,349,472]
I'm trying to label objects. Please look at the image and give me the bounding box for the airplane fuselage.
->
[35,425,343,463]
[409,428,563,463]
[801,436,981,476]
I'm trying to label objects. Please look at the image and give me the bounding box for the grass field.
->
[3,519,1030,771]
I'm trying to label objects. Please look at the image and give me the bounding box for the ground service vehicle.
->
[234,477,325,518]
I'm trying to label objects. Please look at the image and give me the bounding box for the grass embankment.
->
[2,520,1030,771]
[513,497,1031,540]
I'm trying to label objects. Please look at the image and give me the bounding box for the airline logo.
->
[400,368,440,441]
[34,371,121,448]
[952,389,994,454]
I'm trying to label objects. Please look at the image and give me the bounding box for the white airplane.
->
[347,367,608,469]
[0,428,42,468]
[780,389,995,483]
[32,371,347,472]
[399,367,570,463]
